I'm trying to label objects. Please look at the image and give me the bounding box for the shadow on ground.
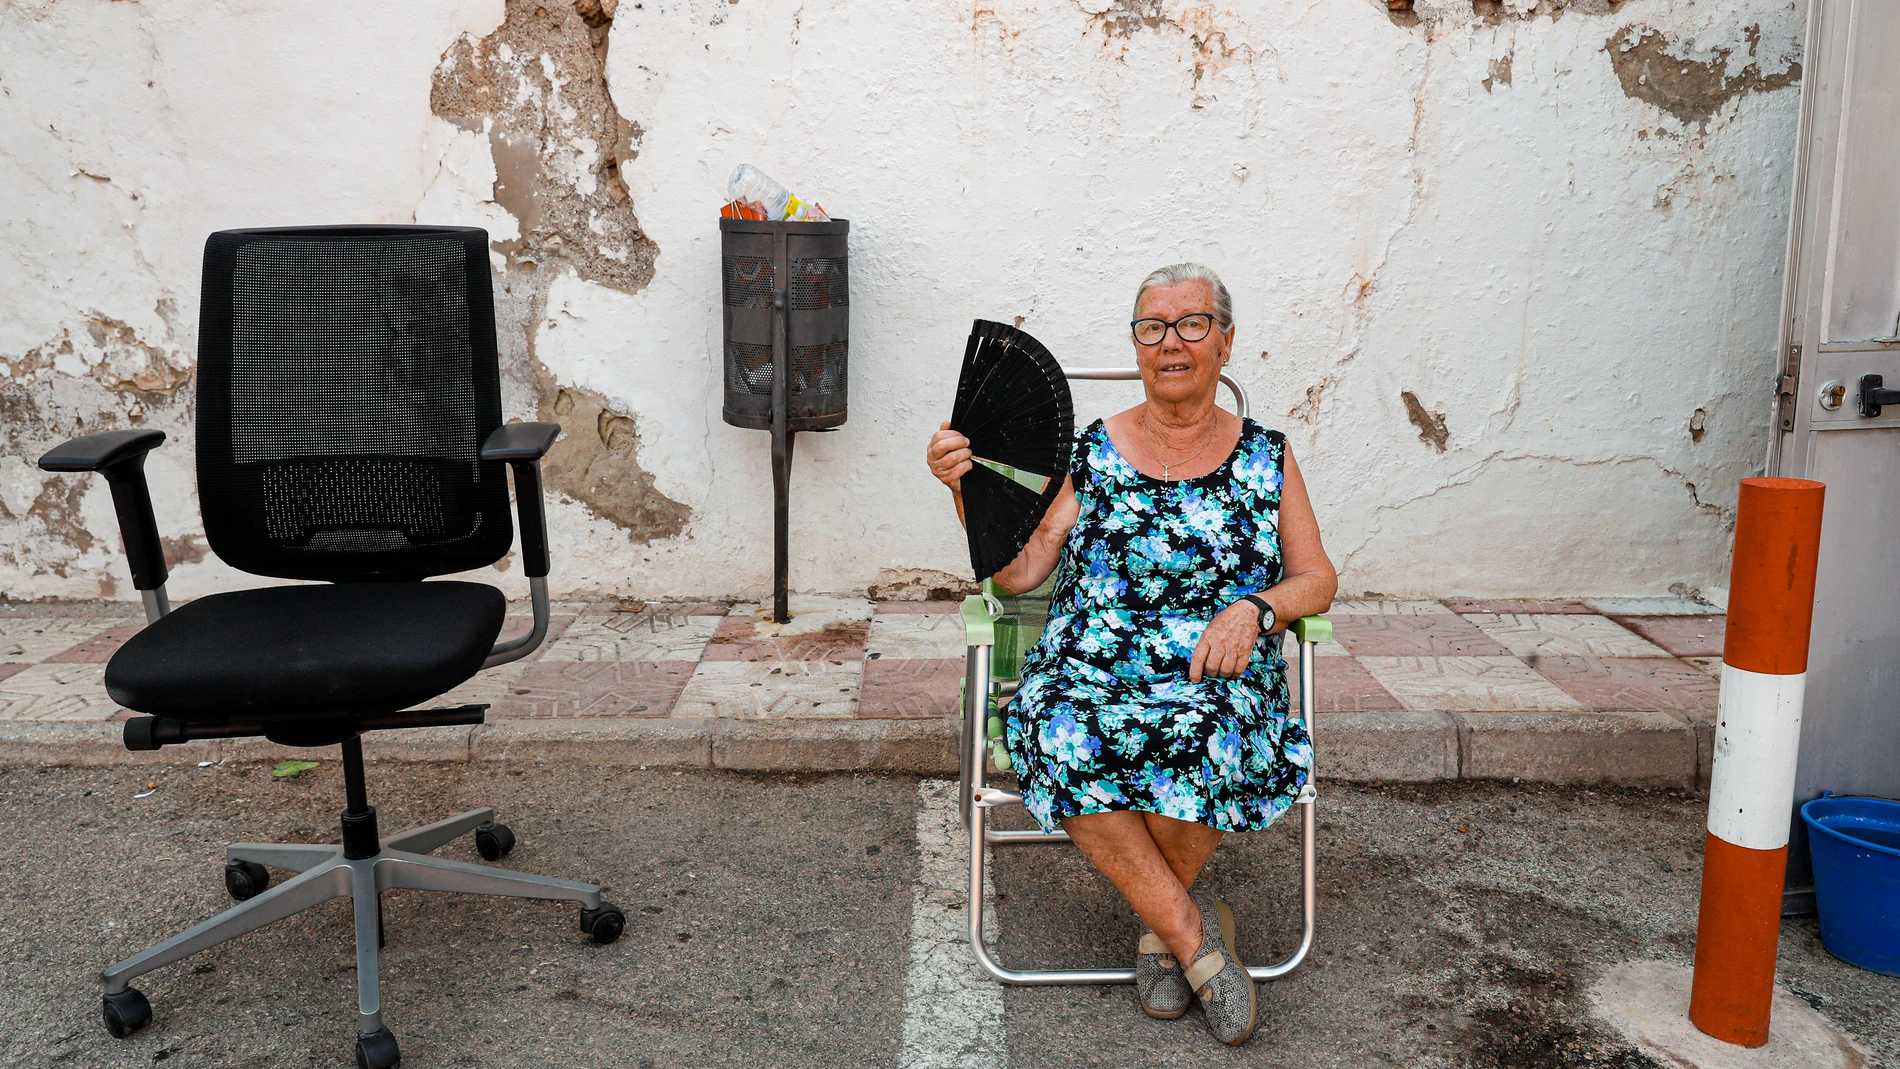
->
[985,781,1896,1069]
[0,766,1891,1067]
[1,763,918,1068]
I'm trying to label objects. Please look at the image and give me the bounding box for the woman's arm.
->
[1190,444,1338,682]
[1259,444,1338,621]
[988,475,1077,594]
[928,421,1080,594]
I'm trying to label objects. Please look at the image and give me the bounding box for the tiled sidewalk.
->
[0,594,1727,786]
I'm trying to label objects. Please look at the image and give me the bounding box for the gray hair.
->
[1133,263,1234,329]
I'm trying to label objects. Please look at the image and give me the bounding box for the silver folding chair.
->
[954,366,1329,984]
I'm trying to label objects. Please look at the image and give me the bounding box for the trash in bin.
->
[1802,793,1900,976]
[724,163,830,222]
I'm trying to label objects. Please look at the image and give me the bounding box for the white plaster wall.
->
[0,0,1804,602]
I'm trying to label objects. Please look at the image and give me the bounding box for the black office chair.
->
[38,225,625,1069]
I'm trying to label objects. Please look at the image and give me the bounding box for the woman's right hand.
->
[927,421,973,493]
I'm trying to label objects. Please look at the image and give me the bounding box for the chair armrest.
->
[481,422,561,462]
[961,594,995,648]
[482,422,560,580]
[37,428,166,472]
[1289,616,1332,644]
[480,422,562,668]
[37,430,170,597]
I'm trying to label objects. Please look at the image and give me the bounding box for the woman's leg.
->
[1143,812,1224,889]
[1062,812,1206,963]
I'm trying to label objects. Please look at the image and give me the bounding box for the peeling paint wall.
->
[0,0,1806,601]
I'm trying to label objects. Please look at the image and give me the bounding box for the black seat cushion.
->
[105,582,507,720]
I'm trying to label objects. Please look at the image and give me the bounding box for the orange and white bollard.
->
[1689,477,1825,1046]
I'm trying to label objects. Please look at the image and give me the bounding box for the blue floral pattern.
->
[1005,418,1311,834]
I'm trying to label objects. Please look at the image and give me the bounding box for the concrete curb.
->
[1454,710,1701,790]
[0,711,1706,788]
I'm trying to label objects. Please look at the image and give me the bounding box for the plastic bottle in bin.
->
[726,164,830,222]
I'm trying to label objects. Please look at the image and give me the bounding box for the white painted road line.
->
[900,779,1006,1069]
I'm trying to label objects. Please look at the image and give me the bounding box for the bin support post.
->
[769,225,793,624]
[1690,477,1825,1047]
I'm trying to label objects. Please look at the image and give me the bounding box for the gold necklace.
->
[1143,411,1219,482]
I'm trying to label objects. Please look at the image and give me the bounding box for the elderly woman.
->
[926,264,1336,1046]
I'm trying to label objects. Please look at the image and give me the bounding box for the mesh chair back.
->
[196,226,513,582]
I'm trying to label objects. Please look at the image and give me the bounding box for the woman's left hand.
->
[1189,599,1264,682]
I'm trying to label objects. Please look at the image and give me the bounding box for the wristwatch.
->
[1240,594,1276,634]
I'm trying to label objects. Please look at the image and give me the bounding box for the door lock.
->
[1859,374,1900,418]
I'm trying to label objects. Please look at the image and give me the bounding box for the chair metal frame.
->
[954,365,1329,985]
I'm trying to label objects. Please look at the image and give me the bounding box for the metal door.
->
[1768,0,1900,894]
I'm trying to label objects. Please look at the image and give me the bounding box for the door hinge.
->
[1777,343,1803,431]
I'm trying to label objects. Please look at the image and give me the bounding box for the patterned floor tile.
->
[729,594,875,627]
[859,658,963,718]
[865,614,968,660]
[1327,600,1455,615]
[1584,597,1722,616]
[1684,656,1723,678]
[0,664,29,684]
[489,660,696,718]
[569,600,727,618]
[0,618,137,662]
[1285,653,1405,712]
[0,663,122,721]
[417,661,531,709]
[1464,614,1669,659]
[1358,656,1584,712]
[873,600,964,615]
[1609,615,1725,658]
[0,600,136,618]
[1530,656,1721,711]
[45,620,147,664]
[703,616,870,662]
[672,659,863,719]
[1332,615,1511,657]
[1444,599,1593,615]
[540,613,723,661]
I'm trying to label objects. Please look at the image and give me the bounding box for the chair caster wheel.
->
[225,859,270,900]
[355,1026,401,1069]
[474,821,515,862]
[101,988,152,1038]
[581,902,626,944]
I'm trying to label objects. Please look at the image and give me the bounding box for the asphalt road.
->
[0,762,1891,1068]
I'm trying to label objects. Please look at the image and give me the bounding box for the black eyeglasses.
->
[1131,314,1222,346]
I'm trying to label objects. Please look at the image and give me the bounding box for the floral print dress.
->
[1004,417,1312,834]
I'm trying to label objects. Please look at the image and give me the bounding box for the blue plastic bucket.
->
[1802,794,1900,976]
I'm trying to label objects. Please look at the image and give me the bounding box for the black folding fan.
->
[950,319,1074,580]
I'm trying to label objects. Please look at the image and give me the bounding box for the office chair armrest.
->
[481,423,560,580]
[481,422,561,463]
[37,430,171,611]
[38,428,167,473]
[482,422,561,668]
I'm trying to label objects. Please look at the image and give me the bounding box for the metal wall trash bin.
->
[719,217,849,621]
[720,219,849,430]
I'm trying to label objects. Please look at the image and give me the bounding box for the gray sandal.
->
[1135,930,1191,1019]
[1184,895,1257,1046]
